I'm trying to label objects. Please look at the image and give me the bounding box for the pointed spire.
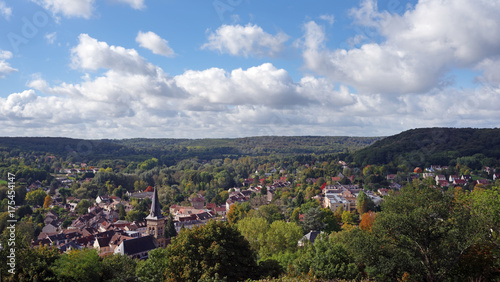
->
[147,187,164,220]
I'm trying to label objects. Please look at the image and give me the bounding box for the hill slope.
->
[0,136,381,164]
[352,128,500,167]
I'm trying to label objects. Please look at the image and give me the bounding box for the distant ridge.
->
[0,136,381,164]
[352,127,500,167]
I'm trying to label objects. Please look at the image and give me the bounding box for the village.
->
[27,161,499,260]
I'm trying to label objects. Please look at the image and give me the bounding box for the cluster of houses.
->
[33,208,156,258]
[32,189,168,259]
[322,184,383,212]
[387,165,497,188]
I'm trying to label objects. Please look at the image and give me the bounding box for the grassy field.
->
[0,179,7,185]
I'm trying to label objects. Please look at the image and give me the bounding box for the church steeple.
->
[146,187,166,248]
[147,187,164,220]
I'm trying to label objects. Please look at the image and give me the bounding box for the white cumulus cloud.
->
[31,0,94,19]
[136,31,175,57]
[202,24,289,57]
[0,50,17,78]
[71,34,156,75]
[301,0,500,95]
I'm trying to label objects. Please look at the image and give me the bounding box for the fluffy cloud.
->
[0,50,17,78]
[202,24,289,57]
[302,0,500,95]
[175,63,316,108]
[3,31,499,139]
[71,34,156,75]
[0,1,12,20]
[111,0,145,10]
[31,0,94,19]
[136,31,175,57]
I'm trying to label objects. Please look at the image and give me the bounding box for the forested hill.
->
[0,136,381,163]
[352,128,500,167]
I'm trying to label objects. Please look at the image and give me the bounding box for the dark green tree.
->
[164,214,177,239]
[356,190,374,215]
[136,248,169,282]
[126,210,146,222]
[374,183,492,281]
[256,204,284,224]
[164,220,259,281]
[101,254,137,282]
[293,235,359,280]
[302,206,325,232]
[118,204,126,220]
[76,199,92,215]
[52,249,103,282]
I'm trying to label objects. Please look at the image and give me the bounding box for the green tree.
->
[16,205,33,220]
[321,208,341,233]
[164,220,259,281]
[256,204,284,224]
[0,225,61,281]
[76,199,91,215]
[237,216,269,252]
[227,203,246,225]
[101,254,137,282]
[295,191,305,206]
[302,206,325,232]
[25,189,47,206]
[341,210,354,226]
[136,248,169,282]
[118,204,126,220]
[126,209,146,222]
[293,235,359,280]
[290,207,300,223]
[356,190,374,215]
[375,183,492,281]
[112,185,126,198]
[138,158,159,171]
[261,220,303,258]
[52,249,103,282]
[134,180,148,191]
[59,187,71,204]
[164,214,177,239]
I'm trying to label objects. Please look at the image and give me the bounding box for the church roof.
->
[146,187,164,220]
[120,235,157,256]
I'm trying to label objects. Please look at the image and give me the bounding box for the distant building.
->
[190,195,205,209]
[298,231,323,247]
[114,235,157,260]
[145,188,166,248]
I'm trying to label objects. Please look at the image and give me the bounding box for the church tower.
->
[146,187,166,248]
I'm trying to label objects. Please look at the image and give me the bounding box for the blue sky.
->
[0,0,499,139]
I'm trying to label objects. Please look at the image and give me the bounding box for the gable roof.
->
[96,236,112,248]
[120,235,157,255]
[300,231,322,244]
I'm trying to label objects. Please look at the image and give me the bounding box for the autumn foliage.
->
[43,195,53,209]
[359,211,376,231]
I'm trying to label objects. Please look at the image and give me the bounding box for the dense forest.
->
[352,127,500,167]
[0,128,499,281]
[0,136,381,165]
